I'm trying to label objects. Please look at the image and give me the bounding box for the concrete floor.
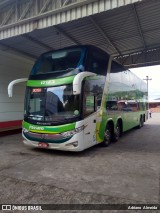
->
[0,113,160,212]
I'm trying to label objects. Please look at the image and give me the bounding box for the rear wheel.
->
[113,122,121,142]
[138,116,144,129]
[101,125,112,147]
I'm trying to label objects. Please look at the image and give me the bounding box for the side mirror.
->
[8,78,28,97]
[73,72,96,95]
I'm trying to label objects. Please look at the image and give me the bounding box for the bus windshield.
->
[31,47,85,75]
[25,85,80,123]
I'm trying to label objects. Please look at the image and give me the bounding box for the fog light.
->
[65,141,78,147]
[72,141,78,147]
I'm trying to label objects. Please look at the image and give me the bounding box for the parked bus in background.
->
[8,45,147,151]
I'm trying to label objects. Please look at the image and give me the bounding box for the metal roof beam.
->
[0,5,14,26]
[0,0,99,30]
[0,0,16,9]
[115,45,160,59]
[89,16,121,56]
[132,3,146,49]
[116,47,160,68]
[22,34,53,51]
[54,25,81,45]
[0,42,37,59]
[62,0,71,7]
[18,0,33,21]
[39,0,52,14]
[123,59,160,68]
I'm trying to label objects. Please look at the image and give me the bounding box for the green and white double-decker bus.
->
[8,45,147,151]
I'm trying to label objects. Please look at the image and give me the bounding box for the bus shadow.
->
[32,145,99,157]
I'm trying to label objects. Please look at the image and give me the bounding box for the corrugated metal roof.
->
[0,0,160,68]
[0,0,142,39]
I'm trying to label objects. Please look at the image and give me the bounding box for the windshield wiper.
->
[48,117,72,123]
[65,68,75,71]
[29,115,43,118]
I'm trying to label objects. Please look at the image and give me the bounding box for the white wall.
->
[0,50,34,122]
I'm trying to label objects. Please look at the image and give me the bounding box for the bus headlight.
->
[60,125,87,137]
[23,128,28,133]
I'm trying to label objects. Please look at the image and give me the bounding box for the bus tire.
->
[113,122,121,142]
[101,124,112,147]
[138,116,144,129]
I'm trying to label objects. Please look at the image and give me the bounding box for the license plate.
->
[38,142,49,148]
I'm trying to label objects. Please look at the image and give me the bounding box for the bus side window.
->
[83,94,96,117]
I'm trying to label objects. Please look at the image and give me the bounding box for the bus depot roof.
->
[0,0,159,68]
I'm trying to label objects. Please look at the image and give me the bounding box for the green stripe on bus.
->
[27,75,75,87]
[23,121,76,134]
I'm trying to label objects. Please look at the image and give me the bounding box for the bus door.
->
[83,94,97,147]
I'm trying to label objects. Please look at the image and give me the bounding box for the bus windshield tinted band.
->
[31,47,85,75]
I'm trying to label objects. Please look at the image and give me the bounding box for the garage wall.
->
[0,50,34,130]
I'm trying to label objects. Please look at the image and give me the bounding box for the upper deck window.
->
[86,47,109,75]
[31,47,85,76]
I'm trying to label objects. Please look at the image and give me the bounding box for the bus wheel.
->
[102,125,112,146]
[138,116,144,129]
[113,123,121,142]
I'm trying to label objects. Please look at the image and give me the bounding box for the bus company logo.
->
[29,125,44,131]
[41,80,55,85]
